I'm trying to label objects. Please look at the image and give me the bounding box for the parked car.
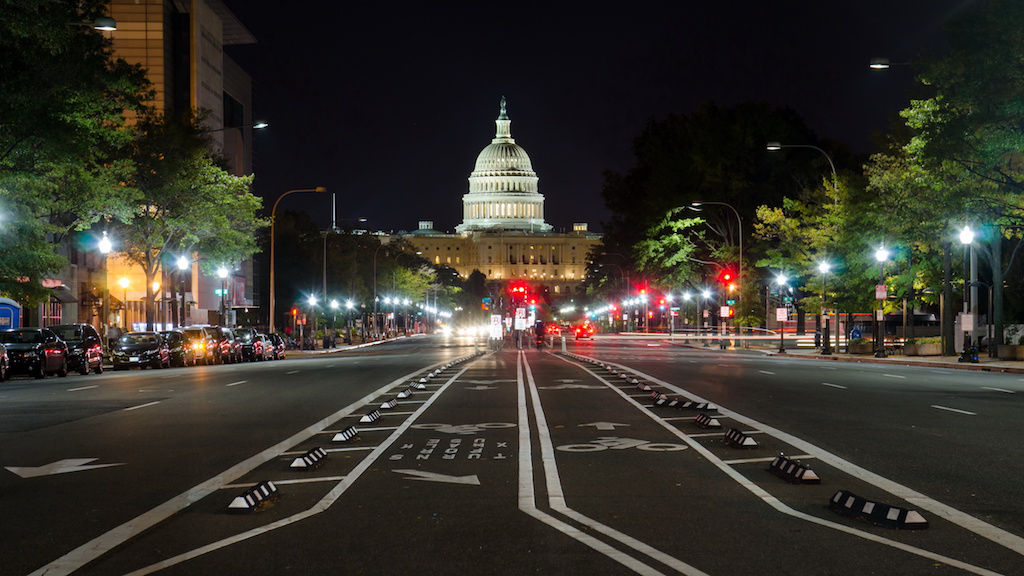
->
[51,323,104,375]
[0,343,8,381]
[256,333,275,360]
[182,327,213,365]
[0,328,69,378]
[195,325,240,364]
[233,328,264,361]
[160,329,195,367]
[111,332,170,370]
[267,333,287,360]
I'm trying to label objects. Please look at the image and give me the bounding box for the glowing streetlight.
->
[817,261,833,354]
[98,231,112,254]
[874,246,890,357]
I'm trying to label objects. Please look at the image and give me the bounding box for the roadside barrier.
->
[380,398,399,409]
[768,454,820,483]
[360,409,381,423]
[290,447,327,469]
[828,489,929,529]
[332,425,359,442]
[724,428,758,448]
[227,481,279,513]
[397,387,414,399]
[695,413,722,429]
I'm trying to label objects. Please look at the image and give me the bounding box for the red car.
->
[573,323,595,340]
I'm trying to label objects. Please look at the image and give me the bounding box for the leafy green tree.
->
[111,112,265,329]
[0,0,148,305]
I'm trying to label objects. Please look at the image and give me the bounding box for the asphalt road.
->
[2,335,1023,575]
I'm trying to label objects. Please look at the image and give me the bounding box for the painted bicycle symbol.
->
[556,437,688,452]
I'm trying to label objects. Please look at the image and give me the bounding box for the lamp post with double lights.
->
[818,261,833,354]
[688,201,743,308]
[773,273,790,353]
[269,187,327,335]
[307,295,319,349]
[874,246,890,358]
[699,289,712,347]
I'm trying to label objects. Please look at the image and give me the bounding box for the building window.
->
[434,256,440,265]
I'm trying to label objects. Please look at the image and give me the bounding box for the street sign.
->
[726,299,736,306]
[782,296,793,304]
[776,307,788,322]
[875,284,887,300]
[720,306,731,317]
[214,288,227,296]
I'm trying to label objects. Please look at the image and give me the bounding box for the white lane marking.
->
[932,405,977,416]
[393,469,479,485]
[324,446,375,453]
[124,401,161,411]
[516,355,683,576]
[758,370,774,375]
[35,358,464,576]
[821,366,837,370]
[722,455,815,465]
[285,370,300,375]
[561,354,1017,572]
[223,476,346,489]
[982,387,1014,394]
[67,385,98,392]
[821,382,847,389]
[356,426,400,432]
[121,364,470,576]
[226,381,247,387]
[883,373,906,379]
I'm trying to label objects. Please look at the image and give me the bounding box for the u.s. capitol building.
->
[399,98,601,295]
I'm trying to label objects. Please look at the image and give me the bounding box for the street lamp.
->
[97,232,112,334]
[345,299,355,344]
[774,274,789,353]
[700,289,712,348]
[958,226,978,363]
[307,294,319,348]
[688,201,743,309]
[217,266,229,326]
[874,245,890,358]
[269,187,327,334]
[818,261,833,355]
[176,256,189,327]
[766,142,838,192]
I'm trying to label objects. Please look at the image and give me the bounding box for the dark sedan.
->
[233,328,264,361]
[0,328,69,379]
[111,332,170,370]
[51,323,104,374]
[0,343,8,381]
[267,333,287,360]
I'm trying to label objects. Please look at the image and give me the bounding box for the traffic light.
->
[718,268,738,293]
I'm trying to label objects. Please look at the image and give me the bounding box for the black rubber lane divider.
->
[829,489,928,529]
[724,427,758,448]
[768,454,820,484]
[290,447,327,469]
[695,413,722,429]
[227,481,279,513]
[332,425,359,442]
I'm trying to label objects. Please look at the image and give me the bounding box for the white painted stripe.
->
[382,411,416,416]
[324,446,375,453]
[67,385,98,392]
[931,405,977,416]
[982,387,1014,394]
[357,426,400,431]
[516,354,680,576]
[225,380,246,387]
[124,401,160,411]
[758,370,774,375]
[821,382,847,389]
[560,354,1016,573]
[34,356,466,576]
[722,455,815,465]
[223,476,346,489]
[659,416,700,421]
[687,432,724,438]
[883,373,906,379]
[285,370,300,375]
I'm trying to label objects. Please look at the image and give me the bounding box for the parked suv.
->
[160,329,195,367]
[51,323,104,374]
[206,325,242,363]
[0,328,69,378]
[182,327,213,365]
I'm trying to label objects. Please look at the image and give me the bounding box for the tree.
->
[0,0,148,305]
[111,112,265,329]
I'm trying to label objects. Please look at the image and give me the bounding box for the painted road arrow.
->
[6,458,124,478]
[579,422,630,431]
[393,469,480,485]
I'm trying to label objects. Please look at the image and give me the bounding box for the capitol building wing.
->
[401,98,600,294]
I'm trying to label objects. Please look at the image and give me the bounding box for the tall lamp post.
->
[98,232,112,332]
[874,246,890,358]
[217,266,228,326]
[176,256,190,327]
[818,261,832,354]
[269,186,327,335]
[958,226,978,363]
[307,294,318,348]
[700,289,712,348]
[688,201,743,307]
[774,274,789,353]
[766,142,838,186]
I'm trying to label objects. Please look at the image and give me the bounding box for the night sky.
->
[221,1,968,235]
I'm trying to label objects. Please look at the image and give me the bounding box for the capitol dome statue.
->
[456,97,552,233]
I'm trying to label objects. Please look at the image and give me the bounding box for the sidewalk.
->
[285,333,424,359]
[668,340,1024,374]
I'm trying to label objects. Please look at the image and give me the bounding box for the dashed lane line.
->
[758,370,775,375]
[226,381,247,387]
[67,385,98,392]
[883,373,906,379]
[722,454,815,465]
[982,387,1014,394]
[821,382,847,389]
[931,405,977,416]
[124,401,161,411]
[285,370,300,375]
[223,476,346,489]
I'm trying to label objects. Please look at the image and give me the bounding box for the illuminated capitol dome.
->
[456,97,553,233]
